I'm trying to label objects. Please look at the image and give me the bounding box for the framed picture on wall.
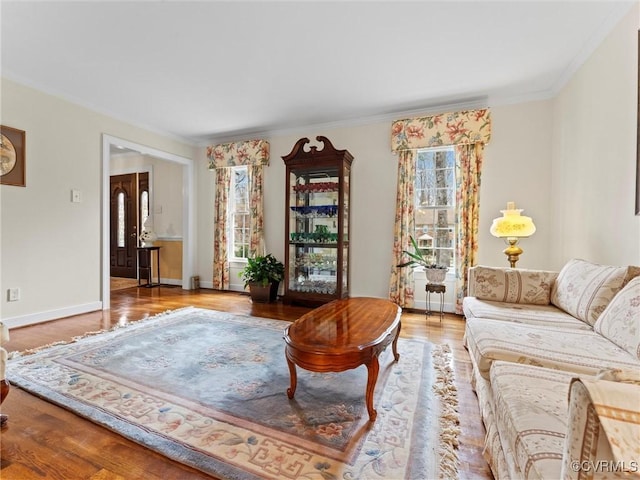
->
[0,125,26,187]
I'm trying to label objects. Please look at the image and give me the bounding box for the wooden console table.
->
[283,297,401,422]
[137,246,161,287]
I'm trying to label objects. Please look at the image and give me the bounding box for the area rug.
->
[7,307,460,479]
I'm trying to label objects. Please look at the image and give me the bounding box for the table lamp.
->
[490,202,536,267]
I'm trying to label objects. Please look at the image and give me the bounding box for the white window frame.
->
[415,146,457,272]
[228,165,250,263]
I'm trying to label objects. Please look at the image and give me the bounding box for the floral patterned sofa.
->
[462,259,640,479]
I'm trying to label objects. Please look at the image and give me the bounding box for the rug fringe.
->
[7,307,195,360]
[432,343,461,479]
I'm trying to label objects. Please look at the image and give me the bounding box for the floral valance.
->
[391,108,491,152]
[207,139,270,169]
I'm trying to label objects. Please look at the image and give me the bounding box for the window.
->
[117,192,125,248]
[140,190,149,229]
[229,166,250,261]
[415,146,456,269]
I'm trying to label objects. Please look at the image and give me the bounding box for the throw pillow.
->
[470,265,557,305]
[593,276,640,360]
[550,259,638,326]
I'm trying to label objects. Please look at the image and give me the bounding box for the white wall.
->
[550,3,640,268]
[266,126,399,299]
[1,78,194,327]
[480,100,554,270]
[196,102,556,302]
[111,153,184,238]
[152,160,184,239]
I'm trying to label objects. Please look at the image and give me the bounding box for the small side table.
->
[426,283,446,321]
[137,246,161,288]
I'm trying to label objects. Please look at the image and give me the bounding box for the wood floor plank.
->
[0,287,492,479]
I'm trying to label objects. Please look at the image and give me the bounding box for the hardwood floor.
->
[0,287,492,480]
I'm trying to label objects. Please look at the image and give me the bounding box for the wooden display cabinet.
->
[282,136,353,306]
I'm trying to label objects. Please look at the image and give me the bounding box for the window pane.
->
[117,192,125,247]
[140,191,149,228]
[230,166,250,260]
[415,148,456,269]
[234,168,248,212]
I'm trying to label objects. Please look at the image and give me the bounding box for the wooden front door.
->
[110,173,138,278]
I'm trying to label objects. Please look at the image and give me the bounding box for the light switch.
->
[71,189,82,203]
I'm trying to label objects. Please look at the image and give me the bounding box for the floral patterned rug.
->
[7,307,459,479]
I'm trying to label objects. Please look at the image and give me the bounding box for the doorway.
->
[101,134,194,309]
[110,172,149,279]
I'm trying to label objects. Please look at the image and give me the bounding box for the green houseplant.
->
[239,254,285,303]
[396,236,448,284]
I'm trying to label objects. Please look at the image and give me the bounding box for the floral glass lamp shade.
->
[490,202,536,268]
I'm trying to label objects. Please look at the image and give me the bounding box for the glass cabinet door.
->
[342,163,350,295]
[288,170,340,295]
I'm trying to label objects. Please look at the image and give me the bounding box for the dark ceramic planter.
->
[249,282,279,303]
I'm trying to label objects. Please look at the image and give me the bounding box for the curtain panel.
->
[213,167,231,290]
[389,150,417,307]
[207,139,270,169]
[391,109,491,152]
[247,164,266,258]
[454,143,485,314]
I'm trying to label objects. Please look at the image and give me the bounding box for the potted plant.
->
[239,254,285,303]
[396,236,449,284]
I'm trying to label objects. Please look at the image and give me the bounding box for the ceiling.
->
[1,1,635,146]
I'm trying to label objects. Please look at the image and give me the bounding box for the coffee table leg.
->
[392,321,401,362]
[365,356,380,422]
[286,355,297,399]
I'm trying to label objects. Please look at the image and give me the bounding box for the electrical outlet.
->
[71,189,82,203]
[7,288,20,302]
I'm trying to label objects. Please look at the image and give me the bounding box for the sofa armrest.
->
[467,265,558,305]
[561,377,640,479]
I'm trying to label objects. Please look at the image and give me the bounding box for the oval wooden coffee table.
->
[283,297,402,422]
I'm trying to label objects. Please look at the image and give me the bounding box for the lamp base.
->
[503,238,523,268]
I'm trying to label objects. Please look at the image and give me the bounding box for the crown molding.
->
[2,72,198,147]
[549,1,636,96]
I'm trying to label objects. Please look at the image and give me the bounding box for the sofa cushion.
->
[464,317,640,380]
[550,259,637,326]
[596,367,640,385]
[463,297,591,330]
[468,265,558,305]
[593,275,640,360]
[490,361,578,479]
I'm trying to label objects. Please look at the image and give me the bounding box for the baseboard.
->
[197,280,245,292]
[2,301,103,329]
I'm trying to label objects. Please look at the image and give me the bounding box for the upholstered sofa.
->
[462,259,640,479]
